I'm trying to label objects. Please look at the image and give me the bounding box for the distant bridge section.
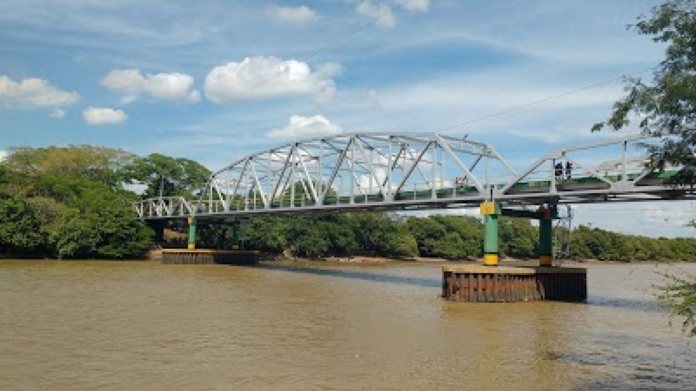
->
[134,133,692,220]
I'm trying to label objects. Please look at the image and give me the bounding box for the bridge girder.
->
[134,133,695,219]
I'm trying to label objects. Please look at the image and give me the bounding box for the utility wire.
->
[434,65,659,134]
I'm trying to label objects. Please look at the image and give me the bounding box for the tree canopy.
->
[0,146,203,259]
[593,0,696,335]
[122,153,211,198]
[593,0,696,183]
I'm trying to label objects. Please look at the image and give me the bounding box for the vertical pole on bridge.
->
[538,207,553,266]
[480,201,500,266]
[187,216,197,250]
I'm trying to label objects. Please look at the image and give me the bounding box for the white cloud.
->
[204,56,341,103]
[101,69,201,104]
[83,107,128,126]
[356,1,396,28]
[0,150,7,162]
[50,108,66,119]
[0,75,79,109]
[267,5,320,24]
[355,0,428,28]
[572,202,695,238]
[267,115,343,140]
[399,0,429,12]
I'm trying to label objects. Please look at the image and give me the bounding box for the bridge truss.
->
[135,133,694,220]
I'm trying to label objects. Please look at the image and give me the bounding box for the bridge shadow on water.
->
[245,264,667,313]
[586,295,666,314]
[250,263,442,289]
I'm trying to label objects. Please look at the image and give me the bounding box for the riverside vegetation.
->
[592,0,696,336]
[1,145,696,263]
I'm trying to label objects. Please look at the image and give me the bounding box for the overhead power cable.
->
[434,65,659,134]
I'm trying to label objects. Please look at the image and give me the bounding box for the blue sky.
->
[1,0,694,237]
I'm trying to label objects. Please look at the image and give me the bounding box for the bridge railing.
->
[133,134,692,219]
[135,196,195,219]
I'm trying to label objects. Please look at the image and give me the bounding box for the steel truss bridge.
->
[135,133,693,220]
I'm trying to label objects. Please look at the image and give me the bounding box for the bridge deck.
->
[134,134,693,220]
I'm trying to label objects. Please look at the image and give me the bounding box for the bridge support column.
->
[538,207,553,266]
[480,201,500,266]
[231,220,241,250]
[187,216,197,250]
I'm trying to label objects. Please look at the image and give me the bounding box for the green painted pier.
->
[162,217,258,265]
[442,201,587,302]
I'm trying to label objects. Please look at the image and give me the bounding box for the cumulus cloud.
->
[101,69,201,104]
[50,108,66,119]
[355,0,429,28]
[267,5,320,24]
[205,56,340,103]
[267,115,343,140]
[83,107,128,126]
[356,1,396,28]
[0,75,79,109]
[399,0,429,12]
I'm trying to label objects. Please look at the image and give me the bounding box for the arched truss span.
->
[135,133,694,219]
[199,133,512,213]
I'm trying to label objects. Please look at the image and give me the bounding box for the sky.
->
[1,0,694,237]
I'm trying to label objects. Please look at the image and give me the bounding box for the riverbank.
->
[253,253,691,266]
[4,250,692,265]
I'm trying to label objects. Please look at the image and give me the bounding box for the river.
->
[0,260,694,391]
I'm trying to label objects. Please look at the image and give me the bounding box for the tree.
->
[430,215,483,258]
[0,195,47,257]
[593,0,696,335]
[122,153,211,198]
[3,145,135,190]
[498,217,537,259]
[0,147,152,260]
[406,216,470,259]
[592,0,696,184]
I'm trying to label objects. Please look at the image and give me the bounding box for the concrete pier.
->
[162,249,259,265]
[442,265,587,302]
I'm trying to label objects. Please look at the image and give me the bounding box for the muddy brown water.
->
[1,260,694,391]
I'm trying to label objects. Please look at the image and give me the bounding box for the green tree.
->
[123,153,211,198]
[3,145,134,190]
[430,215,482,258]
[498,217,537,259]
[286,216,331,258]
[592,0,696,185]
[658,273,696,336]
[46,183,152,259]
[0,147,152,260]
[593,0,696,335]
[245,216,291,253]
[406,216,468,259]
[50,208,101,259]
[0,195,48,257]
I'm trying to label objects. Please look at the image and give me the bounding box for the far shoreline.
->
[0,252,691,265]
